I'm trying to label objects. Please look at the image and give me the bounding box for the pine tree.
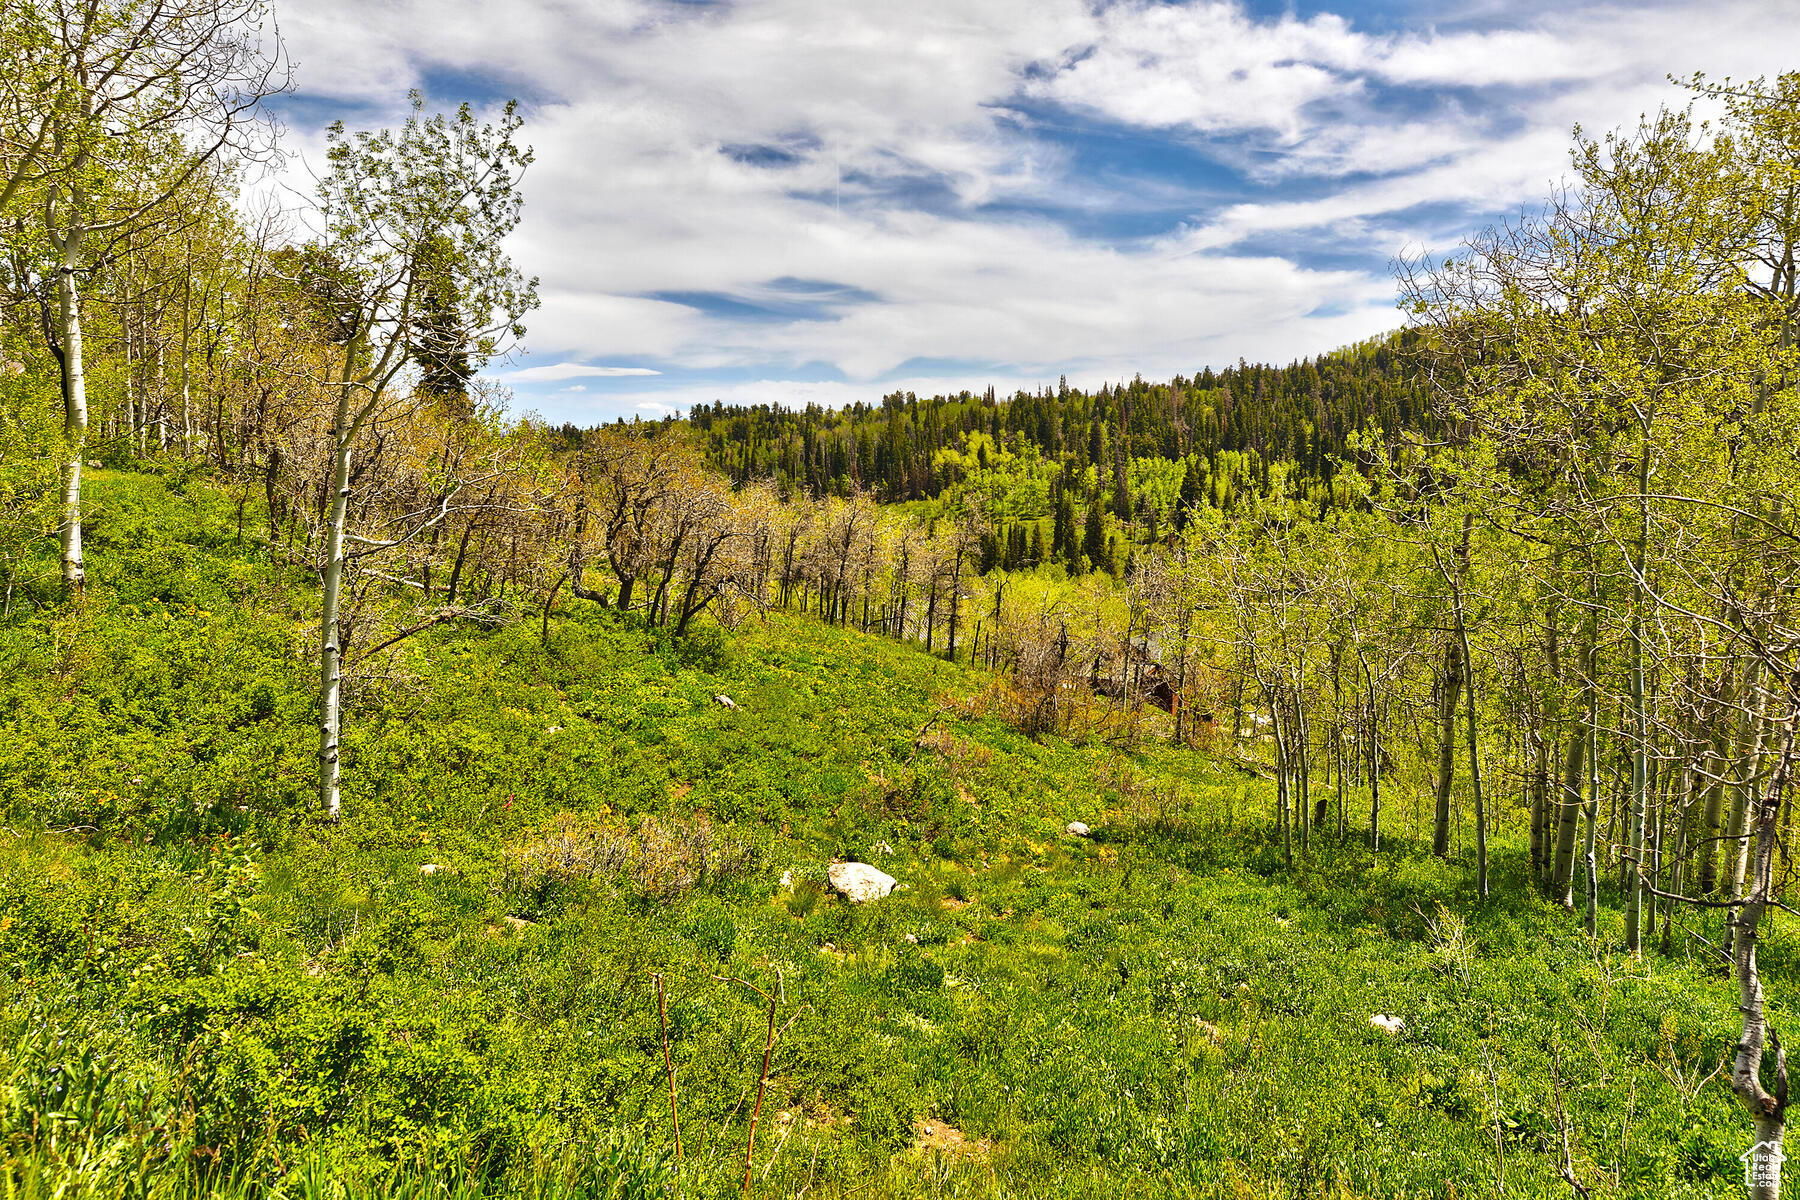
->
[1082,501,1106,575]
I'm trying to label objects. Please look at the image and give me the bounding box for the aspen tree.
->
[305,96,536,821]
[5,0,281,594]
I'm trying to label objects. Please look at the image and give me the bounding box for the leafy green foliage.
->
[0,472,1776,1198]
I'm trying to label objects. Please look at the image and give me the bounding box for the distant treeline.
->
[544,333,1435,513]
[707,334,1430,505]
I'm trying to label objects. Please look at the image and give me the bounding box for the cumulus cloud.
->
[268,0,1800,421]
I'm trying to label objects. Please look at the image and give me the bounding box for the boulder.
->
[828,861,898,903]
[1066,821,1091,837]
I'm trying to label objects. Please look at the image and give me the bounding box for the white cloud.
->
[1029,2,1365,140]
[503,361,663,383]
[270,0,1800,408]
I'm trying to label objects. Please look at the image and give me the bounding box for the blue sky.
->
[271,0,1800,423]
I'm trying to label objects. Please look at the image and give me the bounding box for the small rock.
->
[1066,821,1091,837]
[912,1117,973,1154]
[714,694,737,709]
[546,725,563,734]
[904,932,919,944]
[1370,1014,1405,1035]
[873,841,894,856]
[828,861,899,903]
[419,863,441,875]
[780,869,794,889]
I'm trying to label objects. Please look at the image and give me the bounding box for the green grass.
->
[0,471,1781,1198]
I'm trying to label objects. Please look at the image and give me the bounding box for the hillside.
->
[0,471,1774,1199]
[672,336,1432,510]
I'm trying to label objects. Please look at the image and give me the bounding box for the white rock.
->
[904,932,919,944]
[780,869,794,889]
[1066,821,1091,837]
[714,694,738,709]
[873,841,895,856]
[1370,1014,1405,1035]
[420,864,441,875]
[828,861,899,903]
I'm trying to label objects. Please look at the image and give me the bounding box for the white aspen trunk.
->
[318,384,354,821]
[1365,665,1382,853]
[1460,611,1488,899]
[1625,633,1649,955]
[180,258,193,456]
[1584,698,1600,937]
[1732,722,1792,1200]
[154,341,168,452]
[1730,666,1772,912]
[1625,436,1652,956]
[55,231,87,595]
[122,256,137,450]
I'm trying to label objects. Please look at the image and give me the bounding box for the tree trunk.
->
[1701,720,1728,895]
[55,233,88,595]
[1552,609,1597,905]
[1365,662,1382,853]
[1584,698,1600,937]
[1731,723,1792,1200]
[945,546,964,661]
[1625,619,1649,956]
[1432,637,1462,858]
[1624,432,1653,957]
[1459,608,1488,898]
[1272,696,1293,867]
[318,386,355,822]
[1530,727,1550,887]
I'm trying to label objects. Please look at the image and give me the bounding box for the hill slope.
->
[0,471,1771,1200]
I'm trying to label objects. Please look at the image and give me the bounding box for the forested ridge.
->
[674,334,1433,509]
[4,0,1800,1195]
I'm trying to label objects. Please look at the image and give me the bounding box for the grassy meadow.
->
[0,470,1782,1199]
